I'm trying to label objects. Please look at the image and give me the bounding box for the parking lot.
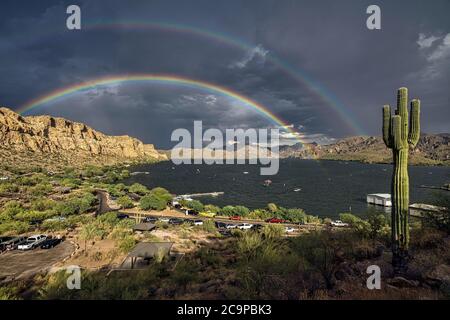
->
[0,241,75,279]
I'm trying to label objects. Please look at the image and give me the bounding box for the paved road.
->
[95,190,117,215]
[122,208,322,232]
[0,241,75,279]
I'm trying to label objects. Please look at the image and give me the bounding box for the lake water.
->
[122,160,450,218]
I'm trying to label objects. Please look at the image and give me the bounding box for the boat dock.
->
[176,192,224,199]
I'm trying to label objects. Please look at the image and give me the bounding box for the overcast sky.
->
[0,0,449,148]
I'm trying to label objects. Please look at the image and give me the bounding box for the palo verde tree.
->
[382,87,420,274]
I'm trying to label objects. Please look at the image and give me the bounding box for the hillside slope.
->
[279,134,450,165]
[0,107,167,171]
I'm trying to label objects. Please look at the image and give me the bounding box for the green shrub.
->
[0,182,19,194]
[261,224,284,239]
[140,194,166,211]
[117,196,134,209]
[280,208,306,223]
[30,198,57,211]
[204,204,220,214]
[129,183,149,195]
[0,221,30,235]
[149,187,172,203]
[185,200,203,212]
[0,201,24,221]
[198,219,217,233]
[97,212,120,227]
[118,235,136,253]
[233,205,250,217]
[220,205,235,216]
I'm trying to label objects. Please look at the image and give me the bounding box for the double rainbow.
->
[19,74,305,143]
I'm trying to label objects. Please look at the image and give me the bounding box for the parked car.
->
[199,211,215,218]
[0,236,14,252]
[193,220,204,226]
[117,213,129,220]
[218,229,232,236]
[330,220,349,227]
[237,223,253,230]
[225,223,238,229]
[143,216,158,223]
[265,217,285,224]
[185,209,199,216]
[169,218,184,225]
[18,234,47,250]
[159,217,171,223]
[215,221,227,229]
[41,237,63,249]
[285,226,296,233]
[5,236,27,251]
[251,224,263,230]
[229,215,242,221]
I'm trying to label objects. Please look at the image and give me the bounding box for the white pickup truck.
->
[237,223,254,230]
[17,234,47,250]
[330,220,349,227]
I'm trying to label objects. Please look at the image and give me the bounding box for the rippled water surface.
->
[122,160,449,218]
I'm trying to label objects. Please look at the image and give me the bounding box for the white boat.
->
[294,188,302,192]
[367,193,392,207]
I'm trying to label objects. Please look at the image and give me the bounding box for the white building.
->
[367,193,392,207]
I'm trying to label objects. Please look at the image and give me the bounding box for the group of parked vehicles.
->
[0,234,63,253]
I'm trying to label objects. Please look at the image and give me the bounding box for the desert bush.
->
[0,201,24,221]
[149,187,172,203]
[423,192,450,234]
[204,204,220,214]
[140,194,167,211]
[267,203,278,213]
[129,183,149,195]
[185,200,204,213]
[0,221,30,235]
[233,205,250,217]
[118,235,136,253]
[0,285,22,300]
[198,219,217,233]
[29,183,53,197]
[97,212,120,228]
[30,198,57,211]
[219,205,235,216]
[0,182,19,194]
[247,209,271,220]
[117,196,134,209]
[261,224,284,239]
[280,207,306,223]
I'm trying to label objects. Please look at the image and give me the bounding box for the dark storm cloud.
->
[0,0,449,148]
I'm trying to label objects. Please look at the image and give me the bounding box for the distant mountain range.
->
[0,107,447,173]
[0,107,167,172]
[279,134,450,165]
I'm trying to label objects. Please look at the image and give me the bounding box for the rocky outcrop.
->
[279,134,450,165]
[0,107,167,168]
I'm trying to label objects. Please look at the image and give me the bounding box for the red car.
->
[265,217,285,224]
[229,215,242,221]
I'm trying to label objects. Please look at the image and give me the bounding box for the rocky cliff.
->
[0,107,167,169]
[279,134,450,165]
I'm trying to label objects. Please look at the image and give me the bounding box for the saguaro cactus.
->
[382,87,420,273]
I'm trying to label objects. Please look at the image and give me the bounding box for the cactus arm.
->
[408,99,420,147]
[391,115,403,150]
[383,105,392,148]
[397,87,409,146]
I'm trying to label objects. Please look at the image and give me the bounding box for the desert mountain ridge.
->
[279,134,450,165]
[0,107,167,171]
